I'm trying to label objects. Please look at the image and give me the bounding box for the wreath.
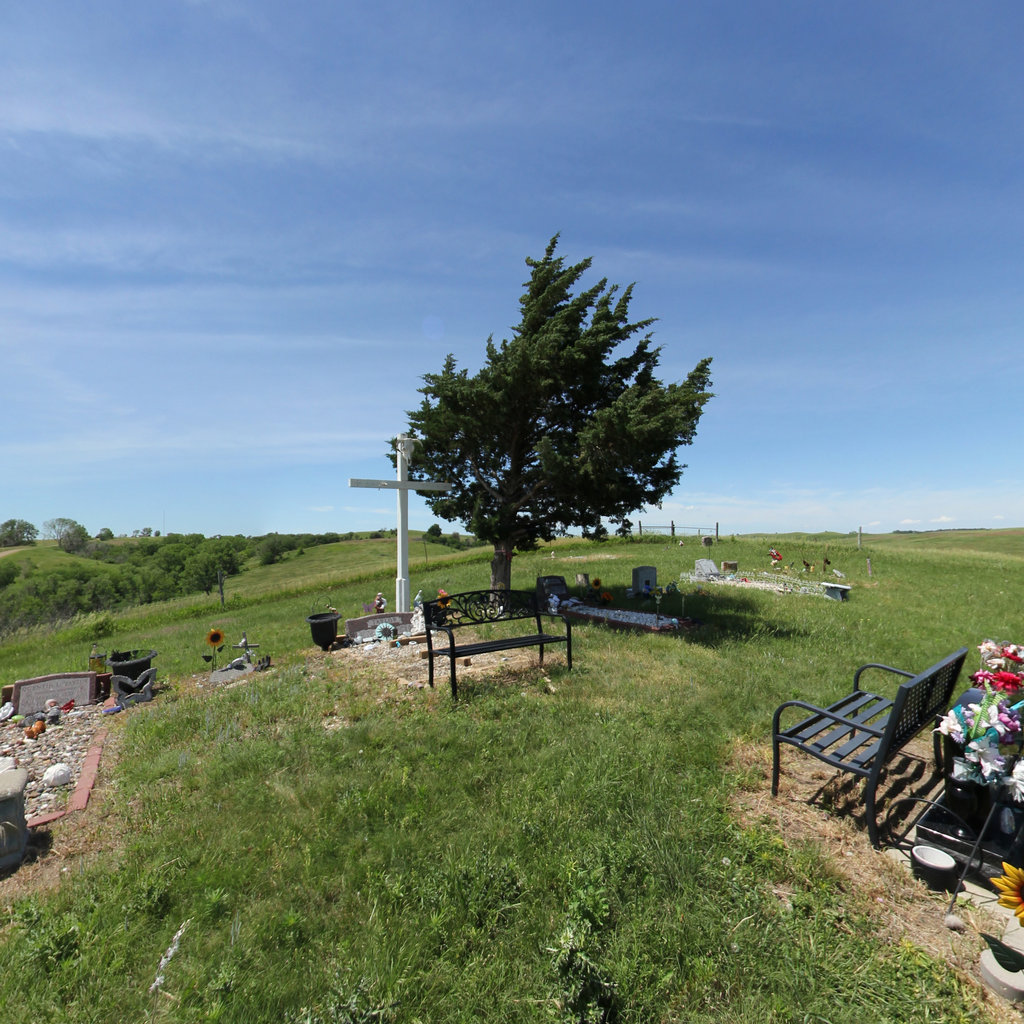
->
[375,622,398,641]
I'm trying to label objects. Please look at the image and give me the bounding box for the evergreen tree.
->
[405,236,713,590]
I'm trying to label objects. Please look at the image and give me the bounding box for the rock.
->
[42,763,72,787]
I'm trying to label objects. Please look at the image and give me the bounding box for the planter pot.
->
[106,649,157,682]
[911,845,960,891]
[943,769,994,838]
[306,612,341,652]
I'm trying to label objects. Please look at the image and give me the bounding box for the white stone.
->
[41,763,72,787]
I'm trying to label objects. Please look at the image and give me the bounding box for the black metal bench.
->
[423,589,573,698]
[771,646,968,848]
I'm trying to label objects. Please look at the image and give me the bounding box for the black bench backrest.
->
[423,589,539,629]
[875,646,968,771]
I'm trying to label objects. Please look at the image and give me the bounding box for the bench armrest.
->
[425,624,456,653]
[772,698,886,738]
[852,662,914,691]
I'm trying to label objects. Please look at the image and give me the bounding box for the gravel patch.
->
[0,703,110,822]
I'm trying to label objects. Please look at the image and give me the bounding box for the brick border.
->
[26,727,108,829]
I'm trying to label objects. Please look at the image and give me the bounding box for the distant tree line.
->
[422,523,478,550]
[0,528,346,638]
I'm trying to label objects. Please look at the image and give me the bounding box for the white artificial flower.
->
[973,742,1005,781]
[1005,760,1024,803]
[935,708,966,744]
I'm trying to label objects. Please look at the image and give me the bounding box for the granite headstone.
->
[11,672,97,715]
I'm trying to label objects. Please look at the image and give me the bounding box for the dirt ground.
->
[5,640,1023,1019]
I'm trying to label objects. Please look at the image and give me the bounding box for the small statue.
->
[374,592,387,612]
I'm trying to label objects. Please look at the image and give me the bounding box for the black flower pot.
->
[306,612,341,651]
[106,648,158,682]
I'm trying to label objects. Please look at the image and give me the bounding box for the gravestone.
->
[344,611,415,643]
[11,672,97,715]
[631,566,657,594]
[575,573,589,588]
[536,576,571,609]
[693,559,721,579]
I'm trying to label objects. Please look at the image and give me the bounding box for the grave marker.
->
[349,434,452,614]
[11,672,98,715]
[344,611,415,643]
[536,575,570,609]
[693,559,721,579]
[631,566,657,593]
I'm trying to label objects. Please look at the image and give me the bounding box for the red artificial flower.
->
[1003,648,1024,664]
[992,670,1024,693]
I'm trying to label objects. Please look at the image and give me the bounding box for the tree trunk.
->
[490,543,514,592]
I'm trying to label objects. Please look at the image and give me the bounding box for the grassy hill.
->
[0,530,1022,1022]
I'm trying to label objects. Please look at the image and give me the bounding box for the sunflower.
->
[591,577,602,590]
[992,862,1024,923]
[206,627,225,648]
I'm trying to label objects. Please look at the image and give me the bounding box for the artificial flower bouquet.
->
[936,682,1024,799]
[972,640,1024,695]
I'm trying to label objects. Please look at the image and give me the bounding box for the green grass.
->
[1,530,1022,1022]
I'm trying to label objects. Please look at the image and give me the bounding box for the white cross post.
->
[349,434,452,613]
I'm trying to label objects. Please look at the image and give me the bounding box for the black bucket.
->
[306,613,340,652]
[106,649,158,682]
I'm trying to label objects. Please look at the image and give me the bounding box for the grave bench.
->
[423,589,573,698]
[771,646,968,848]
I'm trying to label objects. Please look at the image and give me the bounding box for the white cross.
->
[349,434,452,613]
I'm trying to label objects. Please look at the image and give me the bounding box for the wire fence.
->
[634,521,719,539]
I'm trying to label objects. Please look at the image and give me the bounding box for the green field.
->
[0,529,1022,1022]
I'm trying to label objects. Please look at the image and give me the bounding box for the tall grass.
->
[0,530,1021,1022]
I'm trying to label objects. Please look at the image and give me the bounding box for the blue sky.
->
[2,1,1021,540]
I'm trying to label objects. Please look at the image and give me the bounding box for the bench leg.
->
[864,783,881,849]
[450,658,458,700]
[771,737,782,796]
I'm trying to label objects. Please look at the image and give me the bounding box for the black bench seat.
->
[771,647,968,848]
[423,589,573,698]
